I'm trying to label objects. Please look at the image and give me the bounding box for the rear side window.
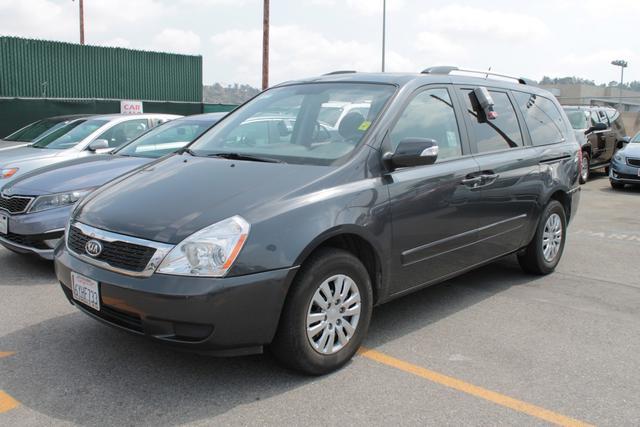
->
[462,90,523,153]
[513,92,566,146]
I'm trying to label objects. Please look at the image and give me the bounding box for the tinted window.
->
[32,119,107,149]
[4,118,67,142]
[513,93,566,146]
[191,83,395,166]
[96,119,149,148]
[462,90,523,153]
[389,88,462,162]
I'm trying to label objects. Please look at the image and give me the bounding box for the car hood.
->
[0,146,65,165]
[2,155,151,196]
[621,143,640,158]
[75,154,333,244]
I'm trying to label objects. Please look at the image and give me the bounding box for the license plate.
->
[71,272,100,311]
[0,214,7,235]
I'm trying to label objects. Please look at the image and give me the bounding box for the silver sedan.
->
[0,113,180,183]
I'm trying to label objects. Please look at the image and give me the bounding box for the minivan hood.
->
[3,155,150,196]
[0,146,64,166]
[75,154,333,243]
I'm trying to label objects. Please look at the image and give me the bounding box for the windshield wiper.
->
[205,152,283,163]
[178,147,198,156]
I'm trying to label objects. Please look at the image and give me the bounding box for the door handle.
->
[462,175,482,188]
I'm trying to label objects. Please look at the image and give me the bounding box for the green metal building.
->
[0,36,222,136]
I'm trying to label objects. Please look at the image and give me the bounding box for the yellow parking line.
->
[0,391,19,414]
[358,347,593,427]
[0,352,15,358]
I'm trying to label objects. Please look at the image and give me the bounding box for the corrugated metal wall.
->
[0,37,202,102]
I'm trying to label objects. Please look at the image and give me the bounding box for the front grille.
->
[0,195,34,214]
[61,284,144,333]
[2,230,64,250]
[68,225,156,273]
[627,158,640,167]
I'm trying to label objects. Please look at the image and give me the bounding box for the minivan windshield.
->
[117,118,216,158]
[565,110,590,130]
[32,119,108,150]
[189,83,396,165]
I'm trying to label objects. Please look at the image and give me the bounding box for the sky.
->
[1,0,638,88]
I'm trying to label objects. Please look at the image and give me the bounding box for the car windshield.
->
[117,119,216,158]
[565,110,589,130]
[3,118,68,142]
[32,119,109,150]
[190,83,395,165]
[632,133,640,143]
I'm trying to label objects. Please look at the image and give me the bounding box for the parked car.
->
[0,113,225,259]
[54,67,581,375]
[564,105,628,183]
[610,131,640,189]
[0,115,91,150]
[0,114,180,183]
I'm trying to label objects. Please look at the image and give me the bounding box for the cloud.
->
[420,5,550,42]
[151,29,201,54]
[311,0,405,16]
[209,25,415,86]
[0,0,76,40]
[101,37,132,48]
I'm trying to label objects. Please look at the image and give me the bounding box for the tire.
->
[271,248,373,375]
[518,200,567,275]
[579,152,590,184]
[610,180,625,190]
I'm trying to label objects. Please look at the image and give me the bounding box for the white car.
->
[0,113,180,183]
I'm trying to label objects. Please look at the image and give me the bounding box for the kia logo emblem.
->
[85,239,103,257]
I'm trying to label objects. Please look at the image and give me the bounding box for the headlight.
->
[157,215,250,277]
[29,189,94,213]
[614,153,625,162]
[1,168,18,179]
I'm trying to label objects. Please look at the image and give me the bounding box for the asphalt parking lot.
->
[1,173,639,426]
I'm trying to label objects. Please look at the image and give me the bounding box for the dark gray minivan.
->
[54,68,581,375]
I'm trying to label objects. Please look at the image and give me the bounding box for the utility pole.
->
[73,0,85,45]
[262,0,269,90]
[611,59,628,110]
[381,0,386,72]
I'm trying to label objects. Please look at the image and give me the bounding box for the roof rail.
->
[323,70,357,75]
[421,66,536,85]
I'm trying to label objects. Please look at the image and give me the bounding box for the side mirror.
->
[88,139,109,152]
[384,138,439,169]
[585,122,607,134]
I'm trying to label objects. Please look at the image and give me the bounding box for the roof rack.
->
[323,70,357,75]
[421,66,536,85]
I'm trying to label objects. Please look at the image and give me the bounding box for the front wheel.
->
[271,248,373,375]
[518,200,567,275]
[579,152,590,184]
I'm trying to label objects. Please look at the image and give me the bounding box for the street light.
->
[381,0,386,72]
[611,59,628,110]
[72,0,85,45]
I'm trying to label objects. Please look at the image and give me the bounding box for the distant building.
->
[539,83,640,113]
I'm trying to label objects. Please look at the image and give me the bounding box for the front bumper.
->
[0,205,71,259]
[610,159,640,184]
[55,244,298,355]
[568,186,581,224]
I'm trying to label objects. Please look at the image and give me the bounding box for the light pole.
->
[611,59,628,110]
[72,0,85,45]
[262,0,269,90]
[381,0,386,72]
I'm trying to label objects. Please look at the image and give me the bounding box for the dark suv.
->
[54,67,581,375]
[564,105,628,183]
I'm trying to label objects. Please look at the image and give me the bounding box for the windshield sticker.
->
[358,121,372,131]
